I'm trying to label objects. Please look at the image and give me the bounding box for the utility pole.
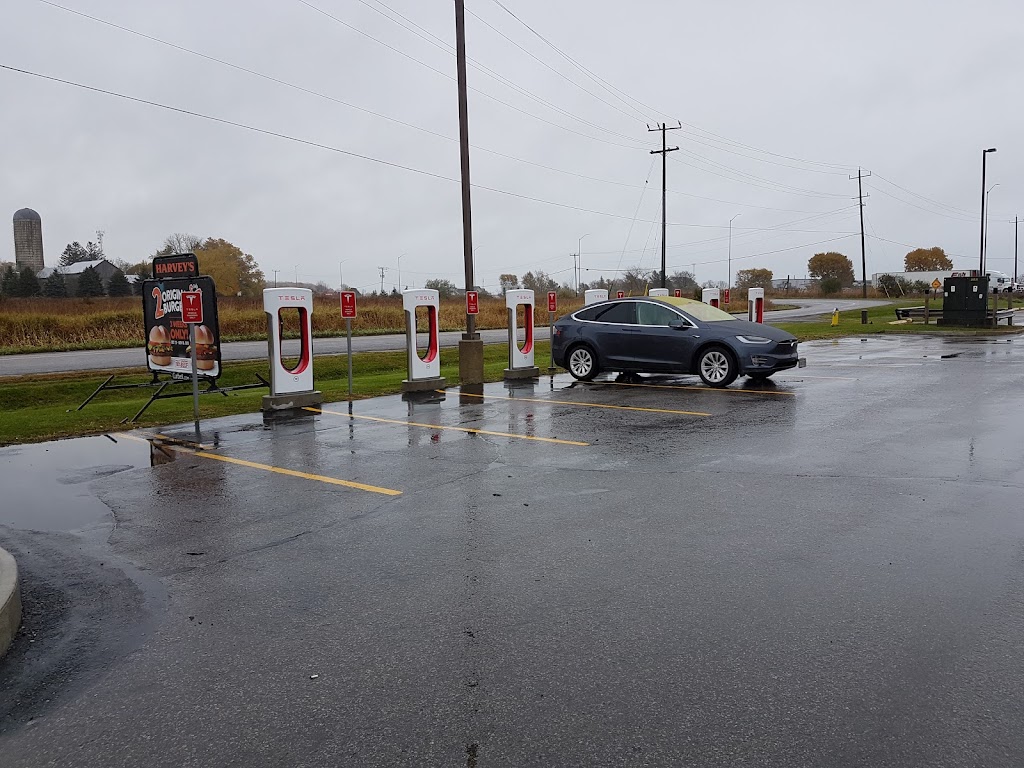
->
[272,269,279,288]
[377,266,387,294]
[454,0,482,384]
[851,168,871,298]
[648,122,681,288]
[1015,216,1019,286]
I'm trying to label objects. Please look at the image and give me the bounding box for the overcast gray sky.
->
[3,0,1023,294]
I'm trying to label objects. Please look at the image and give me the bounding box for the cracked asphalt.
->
[1,333,1023,767]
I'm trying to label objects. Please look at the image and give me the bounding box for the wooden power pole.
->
[649,122,681,288]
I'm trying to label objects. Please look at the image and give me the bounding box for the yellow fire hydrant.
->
[831,307,840,326]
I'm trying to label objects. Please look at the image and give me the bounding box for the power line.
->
[485,0,860,172]
[650,122,682,287]
[463,5,649,123]
[294,0,653,152]
[486,0,669,123]
[5,63,851,232]
[38,1,850,217]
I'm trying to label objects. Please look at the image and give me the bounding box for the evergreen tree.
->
[106,269,131,297]
[15,267,41,298]
[85,241,104,260]
[77,266,105,297]
[59,241,90,267]
[0,264,15,297]
[43,271,68,298]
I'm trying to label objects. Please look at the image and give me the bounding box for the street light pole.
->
[980,148,997,274]
[728,213,741,292]
[578,233,589,294]
[985,183,999,275]
[397,253,405,292]
[339,259,348,291]
[1015,216,1020,287]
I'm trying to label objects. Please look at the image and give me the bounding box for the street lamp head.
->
[985,147,997,153]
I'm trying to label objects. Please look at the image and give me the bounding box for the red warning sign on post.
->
[181,291,203,324]
[723,289,731,304]
[340,291,357,319]
[547,291,557,312]
[466,290,479,315]
[616,291,625,299]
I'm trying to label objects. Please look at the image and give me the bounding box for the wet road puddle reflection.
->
[0,434,152,532]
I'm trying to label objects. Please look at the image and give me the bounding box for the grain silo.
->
[13,208,44,272]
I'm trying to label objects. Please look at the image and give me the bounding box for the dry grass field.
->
[0,295,578,353]
[0,293,781,354]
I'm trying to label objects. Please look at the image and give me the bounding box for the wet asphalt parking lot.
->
[1,333,1023,767]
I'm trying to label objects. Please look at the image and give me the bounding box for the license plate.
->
[797,357,807,368]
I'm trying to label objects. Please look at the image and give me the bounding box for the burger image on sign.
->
[188,325,218,370]
[148,325,173,367]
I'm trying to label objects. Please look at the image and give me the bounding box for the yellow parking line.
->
[448,390,710,417]
[115,432,401,495]
[307,407,589,446]
[582,380,797,397]
[773,374,857,381]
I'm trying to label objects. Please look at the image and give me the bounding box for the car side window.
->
[636,302,685,326]
[592,302,636,324]
[574,306,602,321]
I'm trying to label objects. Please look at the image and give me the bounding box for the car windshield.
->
[658,297,735,322]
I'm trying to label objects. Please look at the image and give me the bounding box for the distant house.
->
[60,259,121,295]
[771,277,816,291]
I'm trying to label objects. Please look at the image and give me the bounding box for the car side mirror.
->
[669,319,687,330]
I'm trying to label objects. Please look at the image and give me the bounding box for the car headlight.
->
[735,335,773,344]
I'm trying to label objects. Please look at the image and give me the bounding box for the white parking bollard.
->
[649,288,669,297]
[702,287,721,308]
[585,289,608,305]
[504,289,539,380]
[747,288,765,323]
[262,288,321,411]
[401,288,447,393]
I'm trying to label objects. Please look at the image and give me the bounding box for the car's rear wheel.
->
[697,346,737,388]
[567,344,599,381]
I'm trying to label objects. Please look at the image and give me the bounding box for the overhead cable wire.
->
[485,0,859,172]
[863,183,978,223]
[1,63,845,231]
[38,1,848,216]
[463,5,649,123]
[294,0,653,151]
[672,150,848,199]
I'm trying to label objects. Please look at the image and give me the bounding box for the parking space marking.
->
[581,380,797,396]
[117,432,402,495]
[449,390,711,417]
[308,407,589,446]
[773,374,858,381]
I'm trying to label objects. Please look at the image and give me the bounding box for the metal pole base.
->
[458,337,484,385]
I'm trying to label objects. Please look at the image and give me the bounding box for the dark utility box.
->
[940,275,989,326]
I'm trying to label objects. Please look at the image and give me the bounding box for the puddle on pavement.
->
[0,435,153,532]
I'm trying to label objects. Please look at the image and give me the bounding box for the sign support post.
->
[547,291,557,372]
[189,323,200,443]
[182,288,204,444]
[341,291,358,399]
[346,318,353,397]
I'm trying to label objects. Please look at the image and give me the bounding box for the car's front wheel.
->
[567,344,599,381]
[697,346,737,388]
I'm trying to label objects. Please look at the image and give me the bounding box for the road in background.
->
[1,299,888,377]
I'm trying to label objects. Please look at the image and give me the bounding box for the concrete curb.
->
[0,547,21,659]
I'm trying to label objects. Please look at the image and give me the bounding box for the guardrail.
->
[894,306,1016,326]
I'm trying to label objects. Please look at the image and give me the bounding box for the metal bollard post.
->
[861,309,868,324]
